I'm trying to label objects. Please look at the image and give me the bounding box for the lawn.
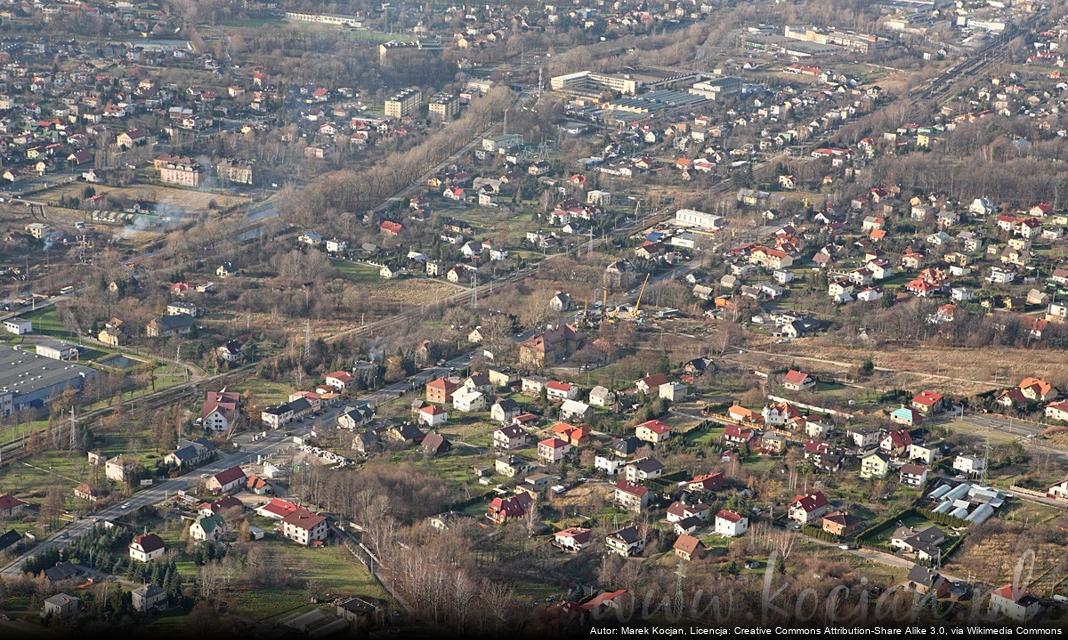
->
[332,259,379,283]
[226,538,387,621]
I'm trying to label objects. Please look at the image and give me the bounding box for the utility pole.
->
[69,405,76,451]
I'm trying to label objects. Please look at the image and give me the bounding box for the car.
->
[838,544,851,550]
[120,503,130,510]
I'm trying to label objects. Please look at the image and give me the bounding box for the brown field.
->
[948,529,1066,596]
[742,337,1068,396]
[363,277,466,306]
[40,182,251,214]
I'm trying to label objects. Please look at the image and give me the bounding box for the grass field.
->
[40,183,250,215]
[226,538,387,620]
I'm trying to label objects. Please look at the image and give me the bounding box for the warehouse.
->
[0,346,95,417]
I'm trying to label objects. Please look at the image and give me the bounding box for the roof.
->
[0,494,28,510]
[783,369,812,385]
[716,509,744,523]
[790,491,828,513]
[212,466,246,487]
[613,480,649,497]
[133,533,165,553]
[259,498,300,518]
[673,533,702,555]
[282,507,326,531]
[912,390,944,406]
[637,419,672,434]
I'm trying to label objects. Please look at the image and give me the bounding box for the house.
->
[688,472,725,493]
[635,374,670,395]
[493,425,528,450]
[890,525,945,561]
[553,527,592,552]
[634,419,672,444]
[899,464,929,487]
[560,399,590,422]
[201,389,241,433]
[539,437,571,464]
[73,484,102,503]
[714,509,748,537]
[546,380,579,401]
[659,382,687,402]
[452,388,486,412]
[881,429,913,457]
[908,442,938,464]
[282,508,328,546]
[387,423,426,446]
[131,584,167,613]
[550,422,590,447]
[625,458,664,483]
[988,584,1043,622]
[782,369,815,391]
[496,455,535,478]
[421,432,452,457]
[589,386,616,408]
[206,466,247,493]
[890,407,920,427]
[491,399,520,424]
[821,511,861,537]
[673,534,704,561]
[164,438,215,468]
[129,533,166,562]
[426,377,460,404]
[190,514,226,542]
[105,456,135,483]
[549,291,573,312]
[518,324,583,367]
[337,403,375,430]
[606,525,645,557]
[613,480,651,513]
[911,391,945,414]
[1046,401,1068,423]
[486,493,533,524]
[905,565,951,598]
[0,494,28,519]
[42,594,79,618]
[788,492,830,525]
[1019,377,1056,402]
[953,454,986,477]
[666,501,711,523]
[146,314,194,338]
[723,424,756,446]
[417,404,449,427]
[323,371,354,390]
[860,452,891,479]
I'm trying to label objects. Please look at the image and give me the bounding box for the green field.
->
[332,259,380,283]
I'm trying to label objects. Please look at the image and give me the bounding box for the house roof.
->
[790,491,828,513]
[673,533,702,555]
[282,507,326,531]
[783,369,812,385]
[0,494,28,511]
[716,509,744,523]
[212,466,246,487]
[133,533,165,553]
[613,480,648,497]
[637,419,672,434]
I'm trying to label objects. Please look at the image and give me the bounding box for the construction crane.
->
[632,273,651,319]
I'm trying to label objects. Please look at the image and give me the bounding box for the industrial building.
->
[0,345,95,417]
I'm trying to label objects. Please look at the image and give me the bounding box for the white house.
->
[452,389,486,413]
[418,404,448,427]
[129,534,166,562]
[953,454,986,477]
[714,509,749,537]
